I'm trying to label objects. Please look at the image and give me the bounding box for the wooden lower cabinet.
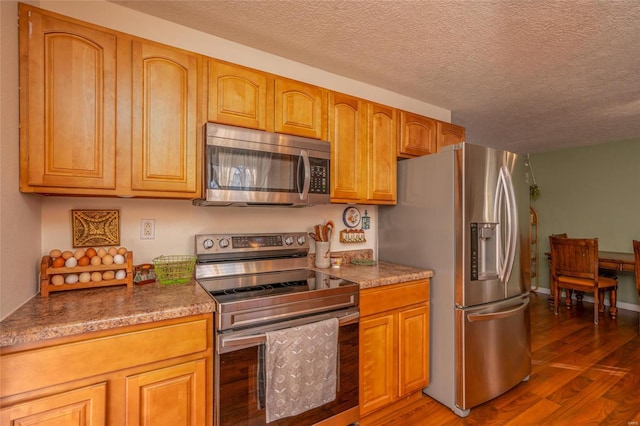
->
[126,360,206,425]
[0,383,107,426]
[0,314,213,426]
[359,279,430,422]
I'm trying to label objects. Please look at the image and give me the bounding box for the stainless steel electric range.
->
[195,232,360,426]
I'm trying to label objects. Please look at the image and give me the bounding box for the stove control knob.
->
[203,239,214,249]
[219,238,230,249]
[284,236,294,246]
[297,235,306,245]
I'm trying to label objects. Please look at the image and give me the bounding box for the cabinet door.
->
[398,111,437,157]
[275,78,326,139]
[366,103,397,204]
[0,383,107,426]
[398,304,430,397]
[20,6,117,192]
[208,60,269,130]
[437,121,466,150]
[126,360,206,426]
[130,41,200,195]
[329,93,366,202]
[359,313,396,416]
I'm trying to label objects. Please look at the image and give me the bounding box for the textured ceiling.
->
[111,0,640,154]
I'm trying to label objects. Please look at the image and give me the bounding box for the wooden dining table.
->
[544,250,636,272]
[596,251,636,273]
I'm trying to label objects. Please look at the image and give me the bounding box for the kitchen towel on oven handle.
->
[260,317,339,423]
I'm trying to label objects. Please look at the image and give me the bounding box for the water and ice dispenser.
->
[470,223,499,281]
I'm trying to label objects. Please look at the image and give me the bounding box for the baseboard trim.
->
[532,288,639,313]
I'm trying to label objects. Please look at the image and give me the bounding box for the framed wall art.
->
[72,209,120,247]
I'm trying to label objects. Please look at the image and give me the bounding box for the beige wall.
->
[1,1,42,320]
[531,138,640,310]
[1,0,451,319]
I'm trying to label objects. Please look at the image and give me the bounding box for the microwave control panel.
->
[309,158,329,194]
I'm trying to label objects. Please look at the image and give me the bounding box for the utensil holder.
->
[314,241,331,268]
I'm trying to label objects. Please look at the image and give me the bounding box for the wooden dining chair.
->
[550,236,618,324]
[547,233,568,306]
[633,240,640,333]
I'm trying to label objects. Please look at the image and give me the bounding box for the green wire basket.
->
[152,255,196,285]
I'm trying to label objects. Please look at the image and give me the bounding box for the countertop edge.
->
[0,281,216,348]
[1,261,432,348]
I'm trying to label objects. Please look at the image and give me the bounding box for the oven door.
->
[215,310,359,426]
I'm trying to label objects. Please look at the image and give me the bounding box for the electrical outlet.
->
[140,219,155,240]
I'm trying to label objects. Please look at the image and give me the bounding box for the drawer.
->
[360,279,429,317]
[1,317,209,397]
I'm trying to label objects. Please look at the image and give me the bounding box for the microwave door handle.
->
[298,150,310,200]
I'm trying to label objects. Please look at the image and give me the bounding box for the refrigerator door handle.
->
[502,165,518,285]
[466,298,529,322]
[495,166,518,285]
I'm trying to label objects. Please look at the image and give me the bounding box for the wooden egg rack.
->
[40,251,134,297]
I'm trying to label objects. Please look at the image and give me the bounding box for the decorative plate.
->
[342,207,361,228]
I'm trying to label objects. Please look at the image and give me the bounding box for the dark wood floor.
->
[372,291,640,425]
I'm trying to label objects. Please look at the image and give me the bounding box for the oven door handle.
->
[220,311,360,349]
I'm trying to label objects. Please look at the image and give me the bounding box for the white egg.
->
[65,274,79,284]
[65,257,78,268]
[113,254,125,265]
[115,270,126,280]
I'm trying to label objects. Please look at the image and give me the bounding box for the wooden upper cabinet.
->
[398,111,437,158]
[130,40,201,195]
[274,78,327,139]
[208,60,269,130]
[366,104,397,204]
[437,121,466,150]
[19,6,117,192]
[328,93,366,202]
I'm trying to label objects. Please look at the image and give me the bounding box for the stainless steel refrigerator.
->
[378,143,531,417]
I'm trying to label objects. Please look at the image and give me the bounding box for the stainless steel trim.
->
[217,309,359,353]
[196,189,313,207]
[217,290,358,330]
[220,311,359,348]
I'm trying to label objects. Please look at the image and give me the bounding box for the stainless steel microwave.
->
[193,123,331,207]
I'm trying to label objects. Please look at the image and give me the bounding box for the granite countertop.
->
[310,260,433,289]
[1,257,432,349]
[0,280,216,348]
